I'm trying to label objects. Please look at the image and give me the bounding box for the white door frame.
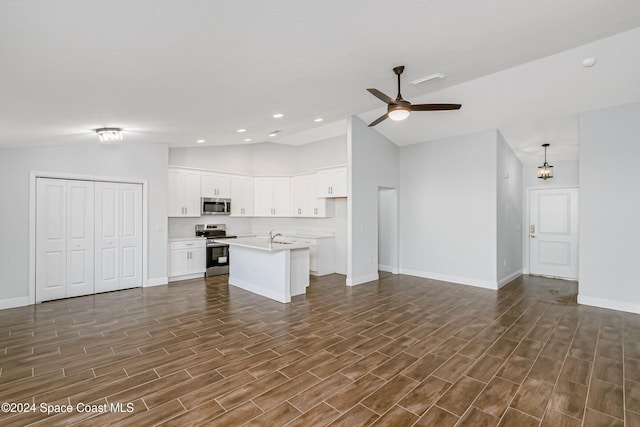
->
[523,185,579,277]
[29,171,148,305]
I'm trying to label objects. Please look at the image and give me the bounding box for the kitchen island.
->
[214,237,310,303]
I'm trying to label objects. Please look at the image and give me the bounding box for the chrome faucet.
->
[268,230,282,245]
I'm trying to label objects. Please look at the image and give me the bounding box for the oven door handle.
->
[207,243,230,248]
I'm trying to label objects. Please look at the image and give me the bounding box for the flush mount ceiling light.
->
[196,139,205,144]
[243,138,252,142]
[272,113,284,118]
[537,143,554,180]
[582,57,597,68]
[314,118,324,122]
[237,128,247,133]
[96,128,123,143]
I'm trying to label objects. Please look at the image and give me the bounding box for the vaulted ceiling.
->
[2,0,640,165]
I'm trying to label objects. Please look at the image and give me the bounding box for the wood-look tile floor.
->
[1,273,639,426]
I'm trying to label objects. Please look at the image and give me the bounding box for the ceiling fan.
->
[367,65,462,127]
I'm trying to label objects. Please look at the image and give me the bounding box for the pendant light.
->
[537,143,554,180]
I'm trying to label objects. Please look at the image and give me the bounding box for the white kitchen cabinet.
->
[279,235,335,276]
[317,166,347,198]
[168,168,201,217]
[169,240,206,279]
[254,177,291,217]
[230,175,254,216]
[201,172,231,198]
[291,174,333,218]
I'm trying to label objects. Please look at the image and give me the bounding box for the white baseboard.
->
[378,264,399,274]
[578,294,640,315]
[346,272,379,287]
[168,273,204,283]
[145,277,168,287]
[399,268,499,290]
[0,296,30,310]
[497,270,523,289]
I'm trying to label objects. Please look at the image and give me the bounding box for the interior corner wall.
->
[0,143,169,307]
[348,116,399,286]
[399,129,498,289]
[496,131,523,286]
[578,101,640,314]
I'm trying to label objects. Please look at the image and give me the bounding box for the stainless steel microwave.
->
[201,198,231,215]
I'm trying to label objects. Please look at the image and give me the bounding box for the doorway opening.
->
[378,187,398,274]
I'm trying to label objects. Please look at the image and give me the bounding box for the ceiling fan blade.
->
[411,103,462,111]
[367,88,395,104]
[368,113,389,127]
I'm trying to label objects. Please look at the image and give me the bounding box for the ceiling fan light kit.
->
[366,65,461,127]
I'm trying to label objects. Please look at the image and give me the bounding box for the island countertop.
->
[214,237,311,252]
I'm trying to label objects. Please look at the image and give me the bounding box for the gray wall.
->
[579,101,640,313]
[0,143,168,306]
[348,116,399,285]
[399,129,499,288]
[496,131,523,285]
[169,136,347,176]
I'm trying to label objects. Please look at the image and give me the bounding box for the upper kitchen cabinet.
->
[317,166,347,198]
[168,168,201,217]
[254,177,291,217]
[230,175,254,217]
[201,172,231,198]
[291,174,333,218]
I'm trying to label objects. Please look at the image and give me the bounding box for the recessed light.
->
[237,128,247,133]
[196,139,205,144]
[268,133,277,137]
[272,113,284,118]
[314,118,324,122]
[582,57,597,68]
[409,73,446,85]
[244,138,252,142]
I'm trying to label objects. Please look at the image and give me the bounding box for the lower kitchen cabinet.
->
[278,235,335,276]
[169,240,206,281]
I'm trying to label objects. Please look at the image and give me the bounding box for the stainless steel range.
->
[195,224,236,277]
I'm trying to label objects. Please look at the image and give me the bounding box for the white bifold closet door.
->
[95,182,143,293]
[36,178,95,302]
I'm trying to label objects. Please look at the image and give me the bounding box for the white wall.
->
[399,130,498,288]
[348,116,399,285]
[0,143,169,307]
[578,101,640,314]
[496,131,523,286]
[169,136,347,176]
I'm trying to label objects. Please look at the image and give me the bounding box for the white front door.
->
[529,188,579,279]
